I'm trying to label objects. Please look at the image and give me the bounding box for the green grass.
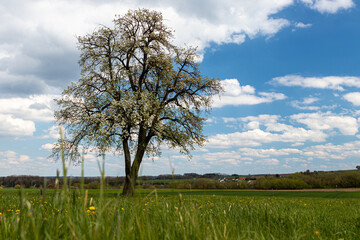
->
[0,188,359,239]
[135,189,360,199]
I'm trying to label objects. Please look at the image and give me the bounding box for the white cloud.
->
[295,22,312,28]
[303,97,319,105]
[256,158,280,165]
[271,75,360,91]
[247,121,260,130]
[0,150,32,165]
[222,117,238,123]
[291,97,320,110]
[0,114,35,137]
[212,79,286,108]
[40,143,54,151]
[240,114,280,124]
[0,95,57,122]
[220,114,327,146]
[303,141,360,160]
[291,112,358,135]
[197,151,241,163]
[214,112,360,150]
[1,0,350,67]
[238,148,301,158]
[0,0,354,102]
[41,125,60,139]
[157,1,293,51]
[0,1,294,74]
[291,142,304,147]
[300,0,355,14]
[240,114,280,130]
[207,126,327,148]
[343,92,360,106]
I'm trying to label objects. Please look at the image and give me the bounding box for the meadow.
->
[0,188,359,239]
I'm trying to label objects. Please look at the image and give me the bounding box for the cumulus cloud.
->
[182,140,360,172]
[256,158,280,165]
[0,0,355,98]
[343,92,360,106]
[207,127,326,148]
[240,114,280,124]
[291,112,358,135]
[238,114,280,130]
[238,148,301,158]
[294,22,312,28]
[212,79,286,108]
[212,112,359,148]
[271,75,360,91]
[197,151,241,163]
[41,125,60,139]
[0,150,32,165]
[300,0,355,14]
[291,97,320,110]
[0,0,296,96]
[40,143,54,151]
[0,114,35,137]
[0,95,57,122]
[2,0,350,96]
[303,141,360,160]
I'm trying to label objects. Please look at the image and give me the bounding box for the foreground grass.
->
[0,189,359,239]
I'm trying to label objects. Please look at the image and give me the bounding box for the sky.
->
[1,0,360,177]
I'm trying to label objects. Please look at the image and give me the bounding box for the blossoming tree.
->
[53,9,222,196]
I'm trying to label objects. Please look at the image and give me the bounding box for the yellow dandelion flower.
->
[315,231,319,235]
[121,208,124,211]
[89,206,95,211]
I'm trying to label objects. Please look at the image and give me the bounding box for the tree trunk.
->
[122,173,136,196]
[121,125,151,196]
[121,159,142,196]
[121,143,147,196]
[122,139,135,196]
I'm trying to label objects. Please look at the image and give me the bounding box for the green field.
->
[0,188,359,239]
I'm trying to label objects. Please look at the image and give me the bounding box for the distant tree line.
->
[142,170,360,190]
[0,173,227,189]
[1,170,360,190]
[0,176,126,189]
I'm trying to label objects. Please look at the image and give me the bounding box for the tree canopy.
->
[53,9,222,196]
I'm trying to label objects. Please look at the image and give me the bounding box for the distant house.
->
[220,176,257,182]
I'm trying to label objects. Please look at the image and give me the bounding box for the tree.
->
[53,9,222,196]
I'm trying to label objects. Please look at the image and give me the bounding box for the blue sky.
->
[1,0,360,176]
